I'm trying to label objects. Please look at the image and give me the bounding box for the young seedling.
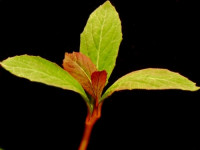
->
[0,1,199,150]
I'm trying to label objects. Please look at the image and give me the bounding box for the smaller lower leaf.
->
[91,70,107,102]
[101,68,200,101]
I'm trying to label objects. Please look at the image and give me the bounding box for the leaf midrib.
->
[96,7,107,69]
[120,75,193,87]
[71,58,97,97]
[2,64,76,86]
[1,57,78,87]
[73,60,92,83]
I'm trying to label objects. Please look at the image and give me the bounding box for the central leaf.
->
[80,1,122,83]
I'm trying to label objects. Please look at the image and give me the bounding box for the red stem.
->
[78,103,102,150]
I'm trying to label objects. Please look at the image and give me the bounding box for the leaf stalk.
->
[78,102,102,150]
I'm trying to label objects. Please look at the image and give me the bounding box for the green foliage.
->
[0,55,91,110]
[101,68,200,101]
[80,1,122,82]
[0,1,199,149]
[0,1,199,111]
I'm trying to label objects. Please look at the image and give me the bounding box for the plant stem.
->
[78,103,102,150]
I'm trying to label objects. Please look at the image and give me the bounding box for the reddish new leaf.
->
[63,52,97,98]
[63,52,107,102]
[91,71,107,103]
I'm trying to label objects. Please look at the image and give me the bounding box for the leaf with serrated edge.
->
[80,1,122,83]
[101,68,200,102]
[91,70,107,102]
[0,55,92,111]
[63,52,97,98]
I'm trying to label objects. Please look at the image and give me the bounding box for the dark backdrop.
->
[0,0,200,150]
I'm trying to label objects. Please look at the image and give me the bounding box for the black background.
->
[0,0,200,150]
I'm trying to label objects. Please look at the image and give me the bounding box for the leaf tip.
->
[193,85,200,91]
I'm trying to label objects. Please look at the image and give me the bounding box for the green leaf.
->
[101,68,200,101]
[0,55,92,110]
[80,1,122,83]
